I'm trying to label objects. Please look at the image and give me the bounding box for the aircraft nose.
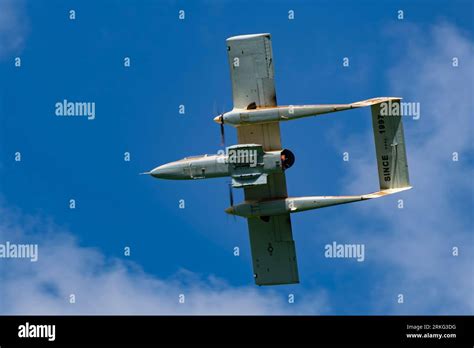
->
[150,166,164,178]
[149,163,178,179]
[213,115,221,124]
[225,206,234,214]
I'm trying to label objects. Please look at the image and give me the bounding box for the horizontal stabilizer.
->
[370,98,411,190]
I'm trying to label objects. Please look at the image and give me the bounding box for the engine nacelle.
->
[226,145,294,188]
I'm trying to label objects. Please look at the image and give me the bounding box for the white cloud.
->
[330,22,474,314]
[0,203,329,315]
[0,0,28,60]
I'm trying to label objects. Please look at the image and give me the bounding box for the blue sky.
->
[0,0,473,314]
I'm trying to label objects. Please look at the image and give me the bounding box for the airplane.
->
[144,33,411,286]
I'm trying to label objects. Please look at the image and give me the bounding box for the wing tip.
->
[227,33,271,42]
[351,97,403,107]
[255,279,300,286]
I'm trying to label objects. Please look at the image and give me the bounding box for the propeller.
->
[213,101,226,147]
[219,114,225,146]
[228,182,234,207]
[226,182,236,221]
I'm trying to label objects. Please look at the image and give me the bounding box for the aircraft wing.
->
[227,33,299,285]
[226,33,283,152]
[241,140,298,285]
[226,33,277,110]
[241,142,297,286]
[247,214,299,285]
